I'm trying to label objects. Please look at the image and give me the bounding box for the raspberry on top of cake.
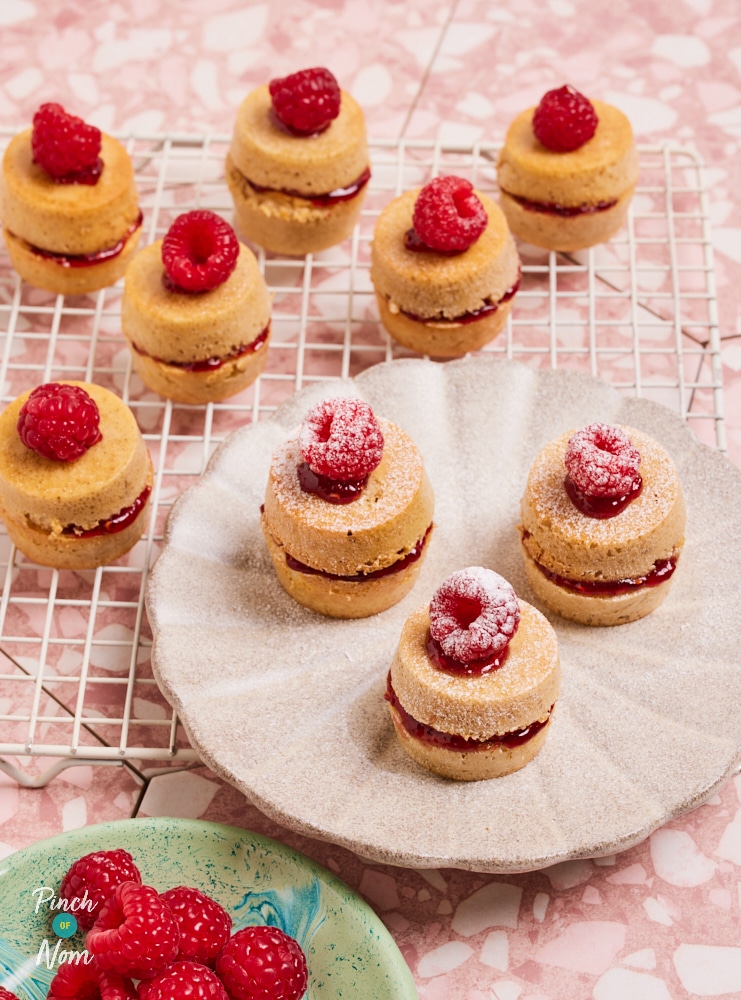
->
[519,422,686,626]
[496,84,639,252]
[226,67,370,255]
[370,174,521,357]
[261,395,434,618]
[387,566,560,781]
[0,103,142,294]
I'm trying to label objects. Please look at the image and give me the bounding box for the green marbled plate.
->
[0,817,417,1000]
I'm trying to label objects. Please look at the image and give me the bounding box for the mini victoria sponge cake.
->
[386,568,560,781]
[226,72,369,256]
[497,95,639,253]
[121,221,271,405]
[0,382,153,569]
[519,424,686,626]
[0,129,142,295]
[370,183,520,357]
[261,398,434,618]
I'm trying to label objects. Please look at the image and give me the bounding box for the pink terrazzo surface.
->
[1,2,741,998]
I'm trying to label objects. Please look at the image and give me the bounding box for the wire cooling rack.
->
[0,133,724,786]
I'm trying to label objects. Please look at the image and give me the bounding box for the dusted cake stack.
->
[261,396,434,618]
[387,567,560,780]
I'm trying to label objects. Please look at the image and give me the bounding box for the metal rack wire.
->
[0,133,723,786]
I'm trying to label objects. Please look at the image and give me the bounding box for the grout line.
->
[398,0,461,139]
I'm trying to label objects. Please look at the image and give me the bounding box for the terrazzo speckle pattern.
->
[1,2,741,997]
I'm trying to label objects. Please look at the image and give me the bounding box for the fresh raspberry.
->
[532,85,598,153]
[86,882,180,980]
[411,176,487,253]
[60,848,142,931]
[161,211,239,293]
[269,67,341,135]
[215,926,308,1000]
[160,886,232,966]
[299,397,384,483]
[564,423,642,498]
[139,962,229,1000]
[17,382,102,463]
[429,567,520,665]
[31,102,102,183]
[0,990,21,1000]
[48,963,136,1000]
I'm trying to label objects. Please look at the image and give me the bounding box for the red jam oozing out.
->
[385,674,551,751]
[246,166,371,207]
[564,473,643,519]
[425,631,510,677]
[29,211,143,268]
[62,485,151,538]
[132,324,269,373]
[400,272,521,326]
[509,193,618,217]
[297,462,368,504]
[535,554,678,596]
[284,524,432,582]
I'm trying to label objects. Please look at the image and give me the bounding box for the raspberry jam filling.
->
[62,484,151,538]
[399,273,520,326]
[564,473,643,518]
[243,165,371,207]
[533,553,679,596]
[132,324,269,372]
[505,192,618,217]
[385,674,552,751]
[297,461,368,504]
[27,211,143,268]
[284,524,432,582]
[425,631,510,676]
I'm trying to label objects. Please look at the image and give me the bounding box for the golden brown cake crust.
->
[226,152,366,256]
[122,241,271,362]
[128,335,270,405]
[370,189,520,322]
[497,101,639,207]
[520,546,676,627]
[262,418,434,577]
[0,131,140,255]
[496,100,639,252]
[497,188,633,254]
[374,291,513,357]
[388,701,553,781]
[229,86,369,196]
[0,382,152,569]
[262,520,430,619]
[0,382,150,531]
[2,220,142,296]
[520,426,686,583]
[121,240,272,403]
[390,602,560,741]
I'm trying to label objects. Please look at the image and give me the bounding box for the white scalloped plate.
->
[147,357,741,873]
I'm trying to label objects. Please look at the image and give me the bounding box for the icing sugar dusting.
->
[429,566,520,664]
[564,422,641,497]
[299,397,384,482]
